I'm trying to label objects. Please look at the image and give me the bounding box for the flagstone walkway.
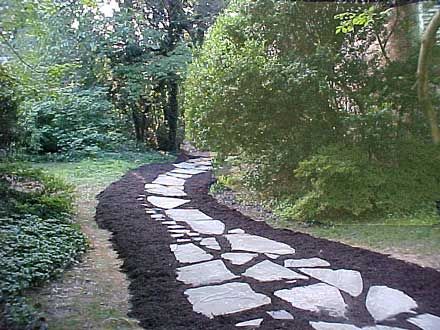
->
[96,156,440,330]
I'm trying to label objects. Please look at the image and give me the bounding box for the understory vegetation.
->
[0,164,87,328]
[185,0,440,222]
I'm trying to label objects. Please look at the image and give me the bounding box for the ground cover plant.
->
[0,164,87,329]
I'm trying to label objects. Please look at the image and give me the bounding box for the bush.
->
[289,141,440,221]
[0,65,20,151]
[0,164,87,328]
[20,88,130,156]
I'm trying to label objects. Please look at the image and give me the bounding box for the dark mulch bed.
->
[95,156,440,330]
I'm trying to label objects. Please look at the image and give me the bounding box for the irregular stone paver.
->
[408,313,440,330]
[236,318,263,327]
[310,322,360,330]
[243,260,308,282]
[152,175,186,186]
[200,238,221,250]
[184,282,271,319]
[366,286,417,322]
[171,243,213,264]
[150,214,164,219]
[146,185,187,197]
[266,310,294,320]
[166,172,192,179]
[174,162,199,169]
[221,253,258,265]
[171,233,185,238]
[177,260,238,287]
[147,196,190,209]
[275,283,347,318]
[364,326,409,330]
[264,253,279,259]
[228,228,245,234]
[166,209,212,221]
[168,229,191,234]
[171,168,206,175]
[177,239,192,243]
[225,233,295,255]
[299,268,363,297]
[162,221,177,225]
[284,258,330,268]
[167,225,185,229]
[185,220,225,235]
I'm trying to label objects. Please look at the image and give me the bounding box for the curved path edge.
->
[95,156,440,330]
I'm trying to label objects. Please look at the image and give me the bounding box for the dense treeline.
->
[0,0,224,157]
[184,0,440,221]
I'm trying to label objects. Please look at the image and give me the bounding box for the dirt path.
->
[29,181,142,330]
[95,157,440,330]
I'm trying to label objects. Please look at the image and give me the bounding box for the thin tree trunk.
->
[417,10,440,144]
[166,80,179,151]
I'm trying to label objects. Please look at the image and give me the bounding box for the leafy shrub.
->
[0,65,20,151]
[21,88,129,156]
[289,141,440,221]
[0,164,87,328]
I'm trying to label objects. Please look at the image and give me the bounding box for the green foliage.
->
[185,0,438,221]
[0,65,20,150]
[20,88,129,156]
[0,163,87,327]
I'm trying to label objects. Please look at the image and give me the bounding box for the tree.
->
[417,9,440,144]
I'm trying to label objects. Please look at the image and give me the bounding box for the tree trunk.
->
[417,9,440,144]
[166,79,179,151]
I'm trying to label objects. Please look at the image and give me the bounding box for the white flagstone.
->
[166,172,192,179]
[236,319,263,327]
[185,220,225,235]
[221,252,258,265]
[165,209,212,221]
[310,322,360,330]
[146,185,187,197]
[176,260,238,287]
[184,282,271,319]
[147,196,190,209]
[243,260,308,282]
[266,310,294,320]
[275,283,347,318]
[228,228,245,234]
[299,268,363,297]
[284,258,330,268]
[171,168,206,175]
[200,237,221,250]
[408,313,440,330]
[365,286,417,322]
[171,243,213,264]
[225,233,295,255]
[152,175,186,186]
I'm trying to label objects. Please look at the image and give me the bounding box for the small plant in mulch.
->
[0,163,87,329]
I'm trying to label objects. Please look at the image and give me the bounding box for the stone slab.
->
[171,168,206,175]
[284,258,330,268]
[146,185,187,197]
[166,172,192,179]
[171,243,213,264]
[147,196,190,209]
[228,228,245,234]
[165,209,212,222]
[265,253,279,259]
[173,162,199,169]
[243,260,308,282]
[221,253,258,265]
[310,322,360,330]
[226,234,295,255]
[275,283,347,318]
[176,260,238,287]
[184,282,271,319]
[266,310,294,320]
[408,313,440,330]
[185,220,225,235]
[152,175,186,186]
[299,268,363,297]
[366,286,417,322]
[200,238,221,250]
[236,319,263,327]
[162,221,177,225]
